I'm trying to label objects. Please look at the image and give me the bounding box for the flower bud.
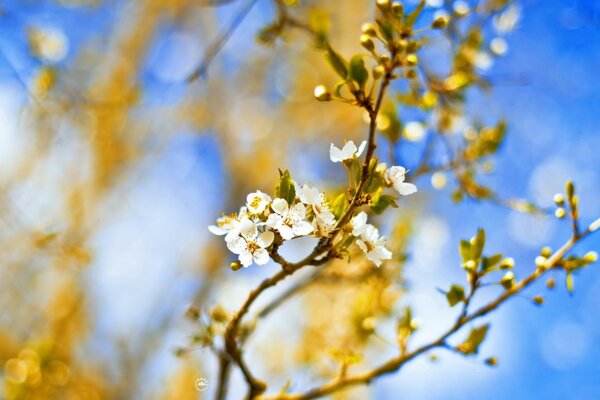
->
[376,0,391,11]
[555,207,566,219]
[485,357,498,366]
[432,16,449,29]
[361,22,377,37]
[230,260,242,271]
[546,278,555,289]
[464,260,477,272]
[379,54,391,65]
[391,2,403,15]
[533,295,544,305]
[314,85,332,101]
[407,40,420,53]
[540,247,552,258]
[566,180,575,201]
[501,271,515,289]
[553,193,564,206]
[406,54,418,66]
[535,256,548,270]
[405,69,417,79]
[372,65,385,79]
[500,257,514,270]
[360,34,375,51]
[584,251,598,264]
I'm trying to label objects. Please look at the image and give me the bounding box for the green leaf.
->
[482,253,503,271]
[275,169,296,205]
[348,56,368,90]
[324,46,348,79]
[459,240,471,262]
[376,19,394,42]
[370,191,398,214]
[458,324,489,355]
[446,284,465,307]
[471,228,486,260]
[331,192,347,220]
[405,0,425,28]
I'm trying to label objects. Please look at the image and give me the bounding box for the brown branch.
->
[259,226,597,399]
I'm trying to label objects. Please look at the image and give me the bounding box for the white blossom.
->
[350,211,368,237]
[298,184,336,226]
[266,198,314,240]
[312,210,336,237]
[330,140,367,163]
[246,190,272,214]
[208,207,250,241]
[227,219,274,267]
[383,166,417,196]
[356,224,392,267]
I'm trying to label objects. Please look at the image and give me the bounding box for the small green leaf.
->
[459,240,471,262]
[348,55,368,90]
[446,284,465,307]
[370,192,398,214]
[482,253,503,271]
[458,324,489,355]
[471,228,486,260]
[405,0,425,28]
[275,169,296,205]
[324,46,348,79]
[331,192,347,219]
[376,19,394,42]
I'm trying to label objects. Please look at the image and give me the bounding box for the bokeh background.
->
[0,0,599,399]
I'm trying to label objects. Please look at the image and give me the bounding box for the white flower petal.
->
[288,203,306,221]
[239,219,258,241]
[278,225,295,240]
[330,144,344,163]
[227,236,246,255]
[239,251,253,267]
[351,211,368,236]
[340,141,358,159]
[395,182,417,196]
[356,239,368,254]
[266,213,283,229]
[208,225,227,236]
[257,230,275,248]
[356,140,367,157]
[253,249,270,265]
[271,198,289,215]
[292,221,314,236]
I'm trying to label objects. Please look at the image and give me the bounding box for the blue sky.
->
[1,0,599,399]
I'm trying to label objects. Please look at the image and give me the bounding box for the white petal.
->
[253,249,270,265]
[362,224,380,243]
[340,141,358,160]
[395,182,417,196]
[288,203,306,221]
[356,140,367,157]
[208,225,227,236]
[278,225,295,240]
[292,221,314,236]
[299,185,321,205]
[257,231,275,248]
[373,246,392,262]
[330,144,344,163]
[227,236,246,255]
[271,198,289,215]
[356,239,368,254]
[317,210,336,225]
[239,251,253,267]
[351,211,368,236]
[266,214,283,229]
[239,219,258,241]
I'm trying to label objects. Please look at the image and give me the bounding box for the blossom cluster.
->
[209,141,417,268]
